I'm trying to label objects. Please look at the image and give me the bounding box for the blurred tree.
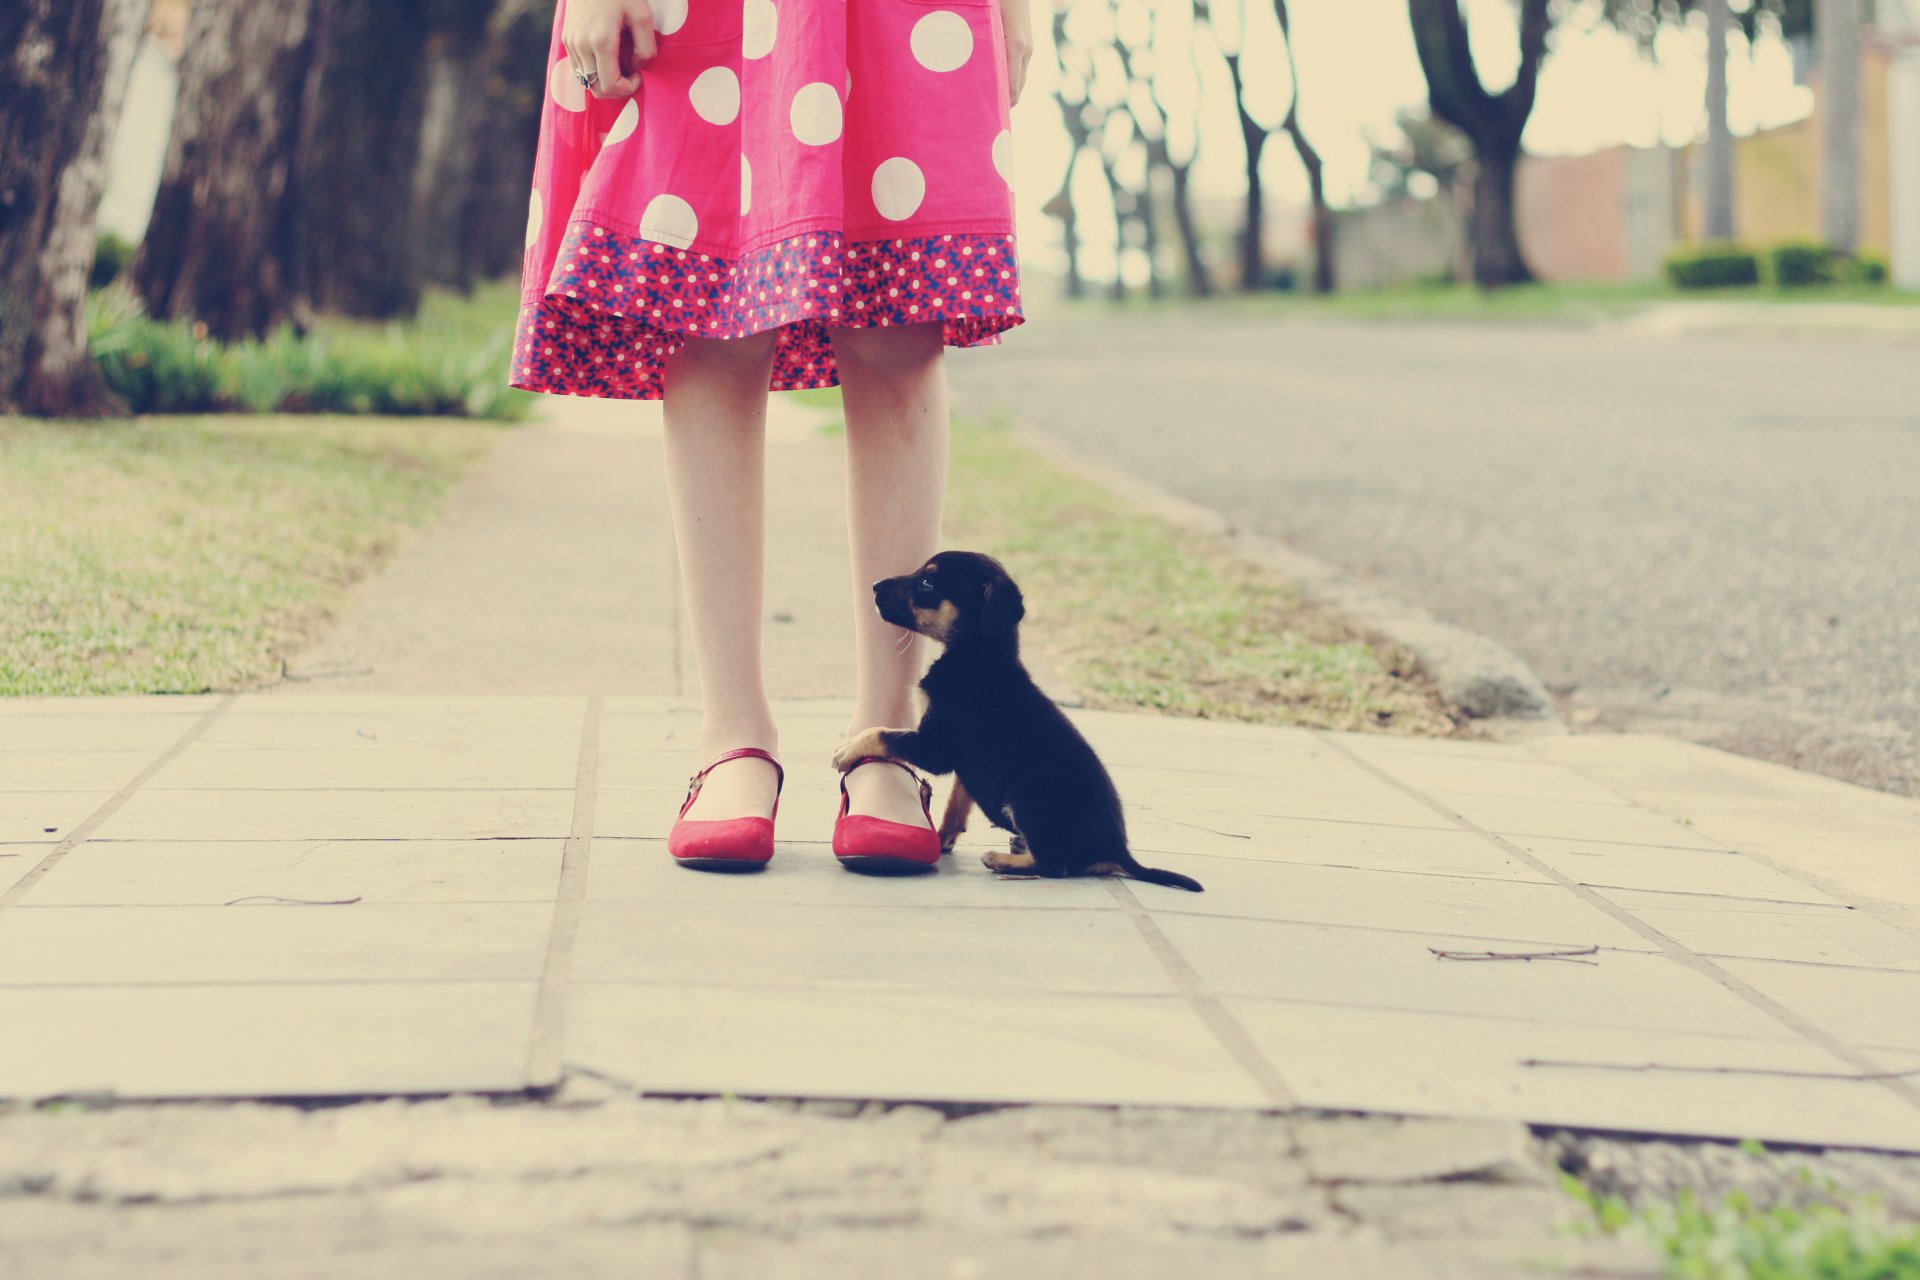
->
[0,0,146,416]
[297,0,439,318]
[1271,0,1332,293]
[1367,107,1473,199]
[1407,0,1554,286]
[1589,0,1813,48]
[1208,0,1274,289]
[139,0,471,338]
[412,0,553,289]
[1588,1,1816,246]
[1703,0,1733,237]
[1047,1,1096,297]
[1818,0,1861,251]
[135,0,325,339]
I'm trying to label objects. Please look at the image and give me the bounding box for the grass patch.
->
[1054,279,1920,328]
[0,414,504,695]
[1565,1166,1920,1280]
[942,420,1455,734]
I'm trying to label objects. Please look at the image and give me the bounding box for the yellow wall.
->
[1679,45,1892,254]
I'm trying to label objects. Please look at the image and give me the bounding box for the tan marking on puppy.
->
[1086,861,1125,877]
[831,727,904,772]
[909,599,960,642]
[983,846,1037,873]
[938,778,973,853]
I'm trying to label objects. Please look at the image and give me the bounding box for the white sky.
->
[1006,0,1814,270]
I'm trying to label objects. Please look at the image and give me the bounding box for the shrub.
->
[1770,239,1841,287]
[90,232,135,290]
[1848,252,1890,287]
[84,280,532,420]
[1665,242,1760,290]
[86,283,228,414]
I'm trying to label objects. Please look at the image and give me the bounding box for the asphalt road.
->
[949,308,1920,797]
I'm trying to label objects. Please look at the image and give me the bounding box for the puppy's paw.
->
[983,846,1037,873]
[831,727,894,773]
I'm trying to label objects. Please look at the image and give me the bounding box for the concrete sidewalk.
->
[4,388,1920,1156]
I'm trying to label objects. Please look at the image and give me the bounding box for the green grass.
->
[1054,279,1920,327]
[1565,1165,1920,1280]
[0,414,504,695]
[940,419,1455,734]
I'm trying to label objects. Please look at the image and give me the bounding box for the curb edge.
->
[1009,425,1567,735]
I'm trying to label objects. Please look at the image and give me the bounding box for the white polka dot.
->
[525,189,543,248]
[744,0,778,58]
[910,11,973,72]
[653,0,688,34]
[641,194,699,248]
[790,82,842,145]
[740,153,752,215]
[605,99,639,144]
[991,129,1012,184]
[845,70,852,97]
[690,66,740,124]
[871,157,926,220]
[549,58,586,111]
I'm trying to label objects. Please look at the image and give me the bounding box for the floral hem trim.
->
[510,223,1023,401]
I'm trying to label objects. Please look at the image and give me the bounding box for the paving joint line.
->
[1516,738,1920,946]
[525,695,603,1088]
[1312,729,1920,1115]
[1101,878,1296,1108]
[0,694,238,916]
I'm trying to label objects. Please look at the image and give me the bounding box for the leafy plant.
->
[1665,243,1762,290]
[1849,253,1890,287]
[1563,1164,1920,1280]
[1770,240,1842,288]
[83,278,534,420]
[90,231,135,289]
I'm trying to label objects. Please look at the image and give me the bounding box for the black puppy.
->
[832,551,1203,893]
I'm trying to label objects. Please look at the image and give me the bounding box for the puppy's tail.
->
[1102,856,1204,894]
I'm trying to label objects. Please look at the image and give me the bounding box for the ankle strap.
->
[837,755,933,818]
[682,747,784,815]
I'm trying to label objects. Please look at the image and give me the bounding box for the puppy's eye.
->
[915,576,936,596]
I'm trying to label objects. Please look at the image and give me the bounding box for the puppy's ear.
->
[978,575,1025,637]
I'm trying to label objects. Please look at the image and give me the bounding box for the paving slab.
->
[21,839,566,907]
[4,692,1920,1155]
[0,983,539,1099]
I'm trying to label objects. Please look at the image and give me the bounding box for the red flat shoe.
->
[833,756,941,874]
[669,747,784,872]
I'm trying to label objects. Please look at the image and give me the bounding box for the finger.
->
[626,1,660,67]
[587,22,624,97]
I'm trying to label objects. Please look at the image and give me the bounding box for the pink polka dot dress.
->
[511,0,1025,400]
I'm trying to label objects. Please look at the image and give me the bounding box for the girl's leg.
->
[660,330,783,820]
[831,322,950,826]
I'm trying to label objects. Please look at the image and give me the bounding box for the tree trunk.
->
[418,0,553,288]
[1818,0,1862,252]
[1272,0,1333,294]
[298,0,436,318]
[135,0,322,340]
[1470,144,1533,287]
[1406,0,1552,289]
[1223,51,1268,291]
[1703,0,1735,239]
[1167,161,1212,296]
[0,0,147,416]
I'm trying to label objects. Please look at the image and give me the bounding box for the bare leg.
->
[661,330,782,820]
[833,322,949,826]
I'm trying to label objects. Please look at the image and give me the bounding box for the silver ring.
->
[575,69,599,87]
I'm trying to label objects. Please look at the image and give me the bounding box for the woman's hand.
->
[997,0,1032,107]
[562,0,658,99]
